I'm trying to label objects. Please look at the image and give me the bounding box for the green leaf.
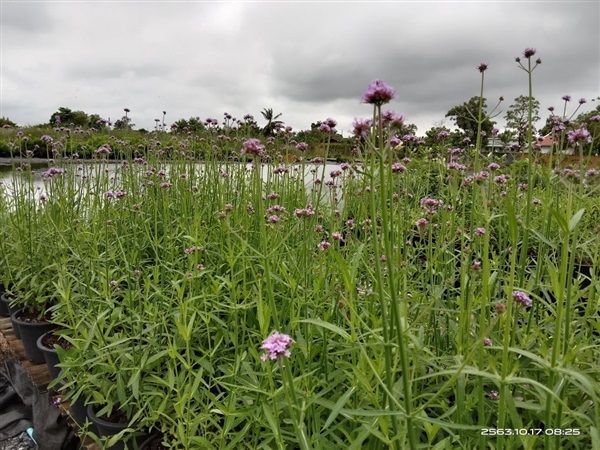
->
[569,208,585,233]
[296,318,350,340]
[322,386,356,430]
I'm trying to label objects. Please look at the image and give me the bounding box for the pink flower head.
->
[567,125,592,145]
[477,63,488,73]
[352,118,372,136]
[513,290,532,307]
[318,241,331,251]
[361,79,396,106]
[392,163,407,173]
[324,118,337,129]
[382,110,404,127]
[241,138,265,157]
[416,218,428,228]
[261,332,295,361]
[522,48,536,59]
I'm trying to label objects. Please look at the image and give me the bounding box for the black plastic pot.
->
[87,405,128,450]
[36,329,62,380]
[139,433,163,450]
[11,310,57,363]
[87,405,147,450]
[1,293,21,337]
[0,288,9,317]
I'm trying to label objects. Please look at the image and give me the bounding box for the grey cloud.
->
[2,1,54,34]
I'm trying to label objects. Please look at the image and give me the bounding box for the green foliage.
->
[504,95,541,147]
[445,96,496,146]
[0,116,17,128]
[261,108,284,136]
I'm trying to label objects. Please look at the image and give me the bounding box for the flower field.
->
[0,51,598,450]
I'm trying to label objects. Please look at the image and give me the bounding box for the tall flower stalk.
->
[362,79,416,450]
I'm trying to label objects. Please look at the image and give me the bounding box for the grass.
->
[0,60,598,450]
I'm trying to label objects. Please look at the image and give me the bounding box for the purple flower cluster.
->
[318,241,331,251]
[241,138,265,157]
[104,190,127,199]
[567,126,592,145]
[474,227,486,236]
[447,162,466,171]
[513,290,532,308]
[416,218,429,228]
[382,110,404,127]
[260,332,295,361]
[391,163,407,173]
[361,79,396,106]
[42,167,66,179]
[96,144,112,155]
[294,205,315,218]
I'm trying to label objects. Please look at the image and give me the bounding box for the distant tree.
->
[423,125,452,147]
[48,107,89,127]
[504,95,540,146]
[87,114,109,129]
[0,117,16,128]
[49,107,74,126]
[71,111,89,127]
[445,96,496,147]
[113,115,134,130]
[261,108,284,136]
[172,117,206,134]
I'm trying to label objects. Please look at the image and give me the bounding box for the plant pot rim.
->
[11,309,54,326]
[139,433,162,449]
[87,404,130,428]
[36,328,59,351]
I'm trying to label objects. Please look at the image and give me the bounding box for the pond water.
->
[0,160,350,203]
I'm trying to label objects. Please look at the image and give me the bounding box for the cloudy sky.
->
[1,1,599,136]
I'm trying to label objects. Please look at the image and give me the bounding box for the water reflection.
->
[0,160,351,204]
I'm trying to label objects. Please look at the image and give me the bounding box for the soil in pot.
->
[12,309,56,363]
[140,433,167,450]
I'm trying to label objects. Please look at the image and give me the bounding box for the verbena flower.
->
[261,332,295,361]
[523,48,536,58]
[241,138,265,157]
[361,79,396,106]
[352,119,372,136]
[477,63,488,73]
[318,241,331,251]
[416,218,428,228]
[567,125,592,145]
[382,110,404,127]
[513,290,532,307]
[390,163,406,173]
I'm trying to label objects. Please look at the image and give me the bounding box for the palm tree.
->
[261,108,283,136]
